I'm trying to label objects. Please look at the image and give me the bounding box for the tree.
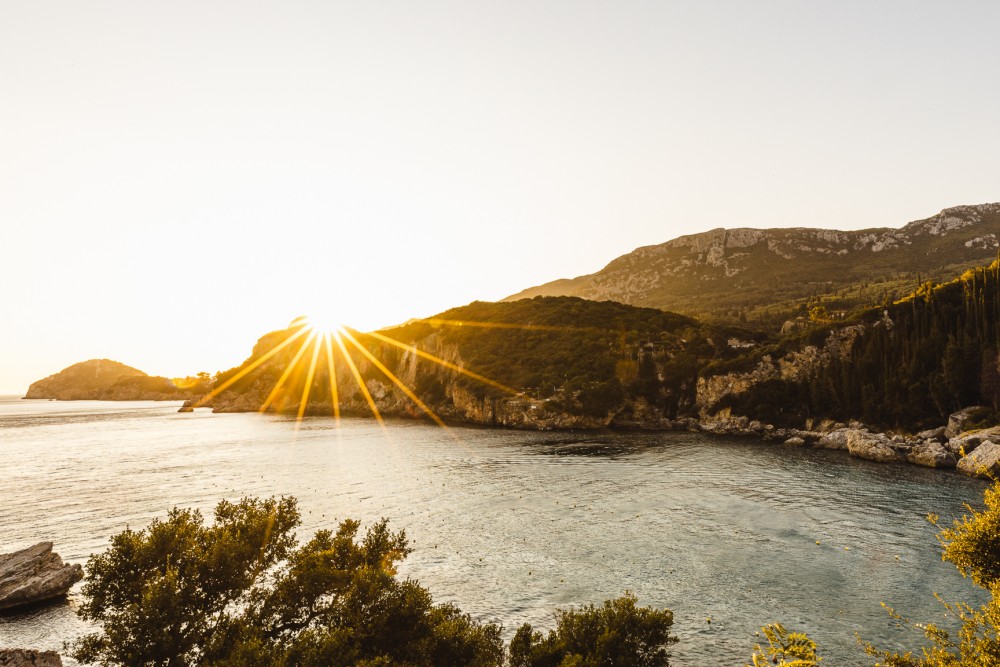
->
[508,592,677,667]
[71,496,504,667]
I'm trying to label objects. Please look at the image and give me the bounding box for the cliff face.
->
[505,203,1000,320]
[695,324,866,425]
[25,359,206,401]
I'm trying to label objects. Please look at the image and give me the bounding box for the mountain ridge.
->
[505,202,1000,324]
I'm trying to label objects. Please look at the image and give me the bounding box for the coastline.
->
[179,396,1000,478]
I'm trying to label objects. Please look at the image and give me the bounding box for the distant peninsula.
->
[25,359,209,401]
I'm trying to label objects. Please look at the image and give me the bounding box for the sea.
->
[0,396,989,665]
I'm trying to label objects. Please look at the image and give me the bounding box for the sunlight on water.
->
[0,397,988,666]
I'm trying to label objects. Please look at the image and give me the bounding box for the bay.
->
[0,397,988,665]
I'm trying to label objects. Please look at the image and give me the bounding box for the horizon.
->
[4,1,1000,394]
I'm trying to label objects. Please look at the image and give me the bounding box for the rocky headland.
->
[25,359,208,401]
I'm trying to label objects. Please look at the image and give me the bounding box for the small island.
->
[24,359,209,401]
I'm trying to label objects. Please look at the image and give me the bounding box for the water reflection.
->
[0,398,989,666]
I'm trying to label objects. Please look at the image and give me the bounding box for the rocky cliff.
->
[506,203,1000,322]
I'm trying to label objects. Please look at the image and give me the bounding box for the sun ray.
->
[295,332,324,428]
[330,328,385,427]
[364,329,519,396]
[194,325,310,407]
[339,328,450,430]
[322,332,341,425]
[260,330,316,414]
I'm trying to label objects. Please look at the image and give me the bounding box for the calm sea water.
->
[0,397,989,665]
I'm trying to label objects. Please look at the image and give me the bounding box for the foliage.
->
[71,497,504,667]
[211,296,740,421]
[937,483,1000,591]
[748,623,821,666]
[859,480,1000,665]
[508,592,676,667]
[716,260,1000,430]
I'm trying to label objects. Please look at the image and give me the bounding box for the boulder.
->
[916,426,947,442]
[0,543,83,612]
[816,428,852,451]
[783,436,806,447]
[907,441,957,469]
[946,435,984,457]
[0,650,63,666]
[945,406,992,438]
[847,430,905,463]
[957,441,1000,478]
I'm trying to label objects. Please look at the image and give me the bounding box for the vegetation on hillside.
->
[716,259,1000,430]
[385,298,725,418]
[207,297,763,422]
[24,359,211,401]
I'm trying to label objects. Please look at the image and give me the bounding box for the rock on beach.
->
[0,650,63,667]
[0,542,83,612]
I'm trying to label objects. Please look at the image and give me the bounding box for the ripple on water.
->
[0,398,990,666]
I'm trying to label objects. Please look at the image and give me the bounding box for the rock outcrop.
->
[846,430,906,463]
[0,543,83,611]
[695,325,864,421]
[945,406,992,438]
[816,429,852,451]
[0,650,62,667]
[907,441,957,469]
[956,441,1000,478]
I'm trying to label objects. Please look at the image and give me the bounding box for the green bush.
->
[509,592,676,667]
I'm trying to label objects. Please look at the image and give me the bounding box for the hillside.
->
[505,203,1000,327]
[201,298,757,428]
[700,260,1000,432]
[25,359,209,401]
[201,259,1000,440]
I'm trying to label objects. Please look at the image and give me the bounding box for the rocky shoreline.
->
[183,393,1000,478]
[692,408,1000,479]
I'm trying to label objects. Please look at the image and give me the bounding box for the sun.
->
[302,313,344,334]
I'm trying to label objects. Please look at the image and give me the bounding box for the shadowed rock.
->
[0,650,62,666]
[945,406,992,438]
[0,543,83,612]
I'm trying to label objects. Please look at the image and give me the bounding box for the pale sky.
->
[2,1,999,393]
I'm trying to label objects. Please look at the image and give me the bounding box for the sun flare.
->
[303,314,344,335]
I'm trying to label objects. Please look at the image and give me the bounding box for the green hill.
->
[204,297,758,427]
[25,359,209,401]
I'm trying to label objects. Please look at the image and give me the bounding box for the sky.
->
[2,1,999,394]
